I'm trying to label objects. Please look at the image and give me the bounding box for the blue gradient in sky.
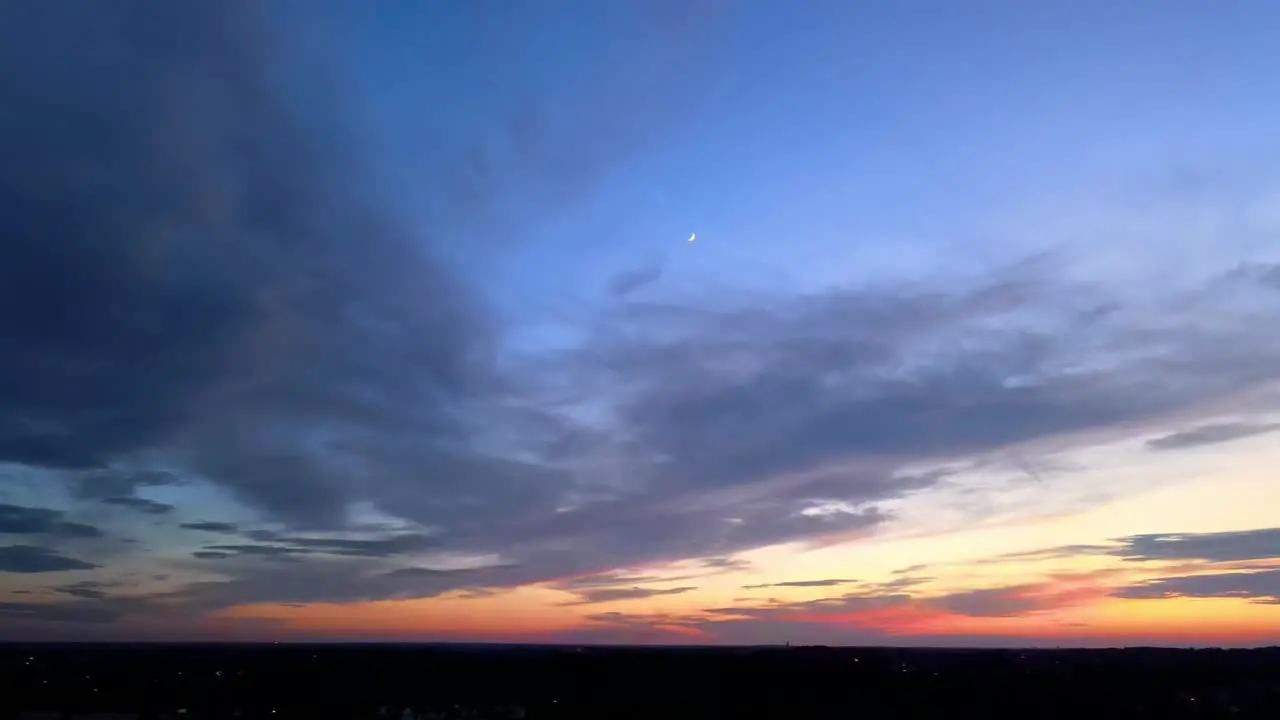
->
[315,2,1275,310]
[278,2,1279,353]
[259,0,1280,366]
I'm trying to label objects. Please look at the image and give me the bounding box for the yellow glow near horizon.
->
[215,435,1280,644]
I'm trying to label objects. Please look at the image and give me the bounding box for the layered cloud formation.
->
[1,1,1279,643]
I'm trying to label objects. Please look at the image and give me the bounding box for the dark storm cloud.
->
[0,545,97,573]
[100,496,175,515]
[1114,569,1280,604]
[0,504,103,539]
[0,0,568,538]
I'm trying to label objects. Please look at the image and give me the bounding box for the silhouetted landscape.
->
[6,643,1280,719]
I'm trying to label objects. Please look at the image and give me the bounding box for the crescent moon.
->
[688,232,696,242]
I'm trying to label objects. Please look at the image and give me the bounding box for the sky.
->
[1,0,1279,647]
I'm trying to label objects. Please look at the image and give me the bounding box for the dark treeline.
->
[5,643,1280,719]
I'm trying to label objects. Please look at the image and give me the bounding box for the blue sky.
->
[2,0,1280,643]
[320,0,1280,344]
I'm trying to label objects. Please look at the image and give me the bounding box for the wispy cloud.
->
[1114,570,1280,604]
[0,545,97,573]
[743,578,858,589]
[101,497,175,515]
[0,504,103,539]
[564,585,699,605]
[1146,421,1280,451]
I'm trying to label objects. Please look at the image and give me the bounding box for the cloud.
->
[194,532,439,560]
[1109,527,1280,563]
[743,578,858,589]
[958,529,1280,582]
[100,496,175,515]
[201,544,302,559]
[0,504,103,539]
[1146,421,1280,451]
[193,551,231,560]
[564,585,699,605]
[705,592,914,621]
[69,471,181,501]
[163,557,515,609]
[180,521,239,534]
[583,268,1280,505]
[988,545,1113,563]
[701,556,752,572]
[0,601,120,624]
[0,545,97,573]
[1114,569,1280,604]
[1232,262,1280,293]
[556,572,700,591]
[706,575,1104,630]
[609,263,664,298]
[1264,265,1280,292]
[927,586,1048,617]
[155,247,1280,608]
[556,610,714,645]
[252,532,439,557]
[55,581,110,600]
[0,0,549,536]
[377,566,500,581]
[472,254,1280,589]
[546,557,749,596]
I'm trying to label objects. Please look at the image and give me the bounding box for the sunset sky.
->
[1,0,1279,647]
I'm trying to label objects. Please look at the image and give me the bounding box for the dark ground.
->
[5,643,1280,719]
